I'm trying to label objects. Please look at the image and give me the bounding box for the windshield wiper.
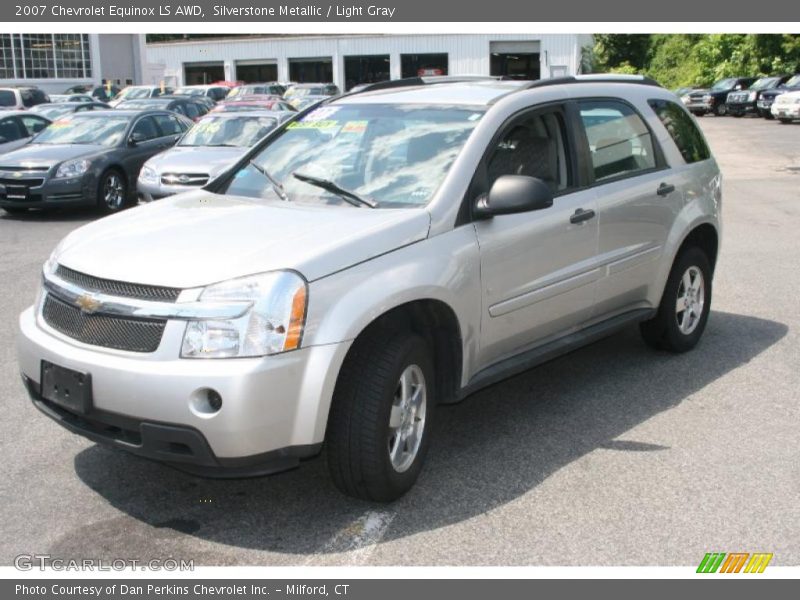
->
[248,160,288,201]
[292,172,377,208]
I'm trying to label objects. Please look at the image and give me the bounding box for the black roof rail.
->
[345,75,514,96]
[520,74,663,90]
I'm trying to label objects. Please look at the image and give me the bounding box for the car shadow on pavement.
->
[0,207,99,223]
[61,310,786,562]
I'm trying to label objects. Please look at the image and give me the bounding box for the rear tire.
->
[714,104,728,116]
[640,247,712,353]
[327,329,436,502]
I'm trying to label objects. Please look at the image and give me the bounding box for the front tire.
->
[714,103,728,116]
[327,329,435,502]
[640,247,712,352]
[1,206,29,215]
[97,169,128,213]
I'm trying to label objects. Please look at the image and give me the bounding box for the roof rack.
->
[346,75,513,95]
[521,74,662,90]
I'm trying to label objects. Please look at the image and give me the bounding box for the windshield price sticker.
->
[342,120,368,133]
[193,121,221,134]
[302,106,340,122]
[287,120,340,130]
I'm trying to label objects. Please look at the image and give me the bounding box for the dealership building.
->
[0,34,147,94]
[146,34,593,91]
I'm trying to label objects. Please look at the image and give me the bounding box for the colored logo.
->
[697,552,773,573]
[75,293,103,314]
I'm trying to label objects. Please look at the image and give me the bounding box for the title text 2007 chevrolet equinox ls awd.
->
[17,75,721,501]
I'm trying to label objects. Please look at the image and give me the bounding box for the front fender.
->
[303,225,482,386]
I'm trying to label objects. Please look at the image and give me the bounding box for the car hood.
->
[145,146,246,176]
[54,191,431,287]
[0,143,106,169]
[761,87,800,100]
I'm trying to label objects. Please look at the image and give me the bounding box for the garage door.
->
[184,61,225,85]
[236,60,278,83]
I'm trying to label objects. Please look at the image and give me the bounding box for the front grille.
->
[160,173,209,186]
[0,165,49,172]
[42,294,166,353]
[0,177,45,187]
[56,264,181,302]
[728,93,748,103]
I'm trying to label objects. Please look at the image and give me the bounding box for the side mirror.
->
[473,175,553,219]
[0,136,7,144]
[128,132,145,146]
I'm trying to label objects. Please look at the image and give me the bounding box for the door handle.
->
[657,183,676,197]
[570,208,596,224]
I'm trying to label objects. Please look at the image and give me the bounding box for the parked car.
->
[770,90,800,123]
[0,110,191,214]
[289,95,330,111]
[15,75,721,501]
[138,111,292,201]
[757,73,800,119]
[172,85,230,103]
[115,97,209,122]
[284,83,340,100]
[684,77,757,116]
[227,83,286,99]
[0,87,50,111]
[726,75,793,117]
[108,85,173,108]
[0,112,51,155]
[48,94,95,104]
[31,101,111,121]
[211,97,297,114]
[61,84,119,103]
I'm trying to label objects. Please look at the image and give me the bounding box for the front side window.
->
[131,117,160,142]
[180,115,278,147]
[648,99,710,164]
[579,100,656,182]
[711,78,738,91]
[33,115,130,146]
[154,114,185,136]
[224,104,483,208]
[0,90,16,107]
[0,117,24,142]
[486,110,572,193]
[20,115,49,136]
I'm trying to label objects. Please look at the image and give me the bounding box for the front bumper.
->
[726,101,757,114]
[137,179,201,202]
[17,305,350,474]
[0,173,95,209]
[685,101,711,114]
[771,103,800,119]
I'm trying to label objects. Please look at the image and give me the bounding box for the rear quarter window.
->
[648,99,710,164]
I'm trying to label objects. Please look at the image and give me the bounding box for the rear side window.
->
[648,99,710,164]
[154,114,184,136]
[20,115,49,136]
[579,100,656,182]
[184,103,200,119]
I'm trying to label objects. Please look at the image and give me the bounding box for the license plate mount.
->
[40,361,92,414]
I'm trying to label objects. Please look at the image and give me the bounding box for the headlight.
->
[680,95,690,104]
[181,270,307,359]
[748,91,757,101]
[55,159,90,179]
[139,165,158,184]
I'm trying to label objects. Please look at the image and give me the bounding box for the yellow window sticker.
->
[287,120,339,130]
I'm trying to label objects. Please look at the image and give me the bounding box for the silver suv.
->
[17,75,721,501]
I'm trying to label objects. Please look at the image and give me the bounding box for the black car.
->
[726,75,794,117]
[30,101,110,121]
[115,96,210,122]
[0,110,192,215]
[684,77,758,116]
[756,73,800,119]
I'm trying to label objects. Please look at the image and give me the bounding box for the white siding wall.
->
[146,34,590,89]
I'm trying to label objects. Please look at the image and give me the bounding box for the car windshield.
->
[751,77,780,90]
[225,104,483,208]
[115,87,152,100]
[180,115,278,147]
[31,105,74,120]
[711,78,738,91]
[0,90,15,107]
[784,75,800,87]
[293,87,326,97]
[118,100,168,109]
[33,115,129,146]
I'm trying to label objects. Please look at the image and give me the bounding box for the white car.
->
[108,85,173,108]
[771,90,800,123]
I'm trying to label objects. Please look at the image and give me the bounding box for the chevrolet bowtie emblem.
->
[75,293,102,314]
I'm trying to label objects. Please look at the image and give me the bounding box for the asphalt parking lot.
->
[0,116,798,567]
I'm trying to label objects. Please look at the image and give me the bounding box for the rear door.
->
[473,102,600,369]
[576,99,676,318]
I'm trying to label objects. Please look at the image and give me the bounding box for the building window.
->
[344,55,390,90]
[401,53,448,78]
[0,33,91,80]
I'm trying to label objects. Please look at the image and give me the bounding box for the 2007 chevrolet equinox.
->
[17,75,721,501]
